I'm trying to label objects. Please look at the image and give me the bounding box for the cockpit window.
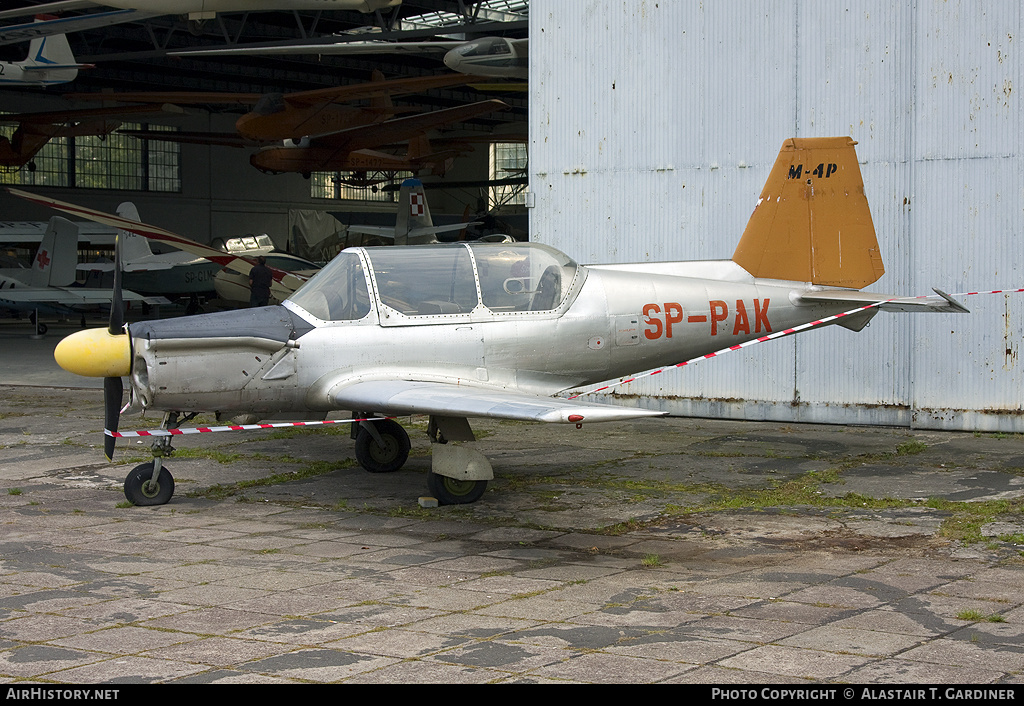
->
[290,243,580,323]
[367,245,478,316]
[287,252,371,321]
[469,242,578,312]
[456,37,511,57]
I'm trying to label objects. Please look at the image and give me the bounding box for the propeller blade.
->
[108,226,124,336]
[103,375,123,461]
[104,213,127,461]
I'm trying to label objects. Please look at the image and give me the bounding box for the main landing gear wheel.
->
[354,419,411,473]
[426,471,488,505]
[124,462,175,506]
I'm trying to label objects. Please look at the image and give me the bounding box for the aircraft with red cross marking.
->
[14,137,972,506]
[0,215,163,331]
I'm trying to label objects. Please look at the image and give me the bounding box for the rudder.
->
[732,137,884,289]
[115,202,156,263]
[395,177,432,245]
[27,33,76,68]
[30,216,78,288]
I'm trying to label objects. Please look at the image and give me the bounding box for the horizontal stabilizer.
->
[345,225,397,239]
[22,63,89,72]
[796,288,970,313]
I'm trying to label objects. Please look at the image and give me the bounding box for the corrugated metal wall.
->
[530,0,1023,431]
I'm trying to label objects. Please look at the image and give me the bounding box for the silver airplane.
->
[18,137,969,506]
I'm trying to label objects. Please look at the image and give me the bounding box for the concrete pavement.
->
[0,322,1023,684]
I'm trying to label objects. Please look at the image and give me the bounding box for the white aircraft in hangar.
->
[15,138,974,507]
[1,210,223,302]
[345,177,511,246]
[81,203,224,301]
[0,215,162,332]
[0,1,402,46]
[0,29,90,86]
[171,35,529,80]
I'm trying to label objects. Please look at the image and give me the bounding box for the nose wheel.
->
[124,461,174,506]
[122,412,181,506]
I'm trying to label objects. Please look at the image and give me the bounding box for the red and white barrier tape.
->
[106,416,388,438]
[569,288,1024,400]
[105,287,1023,434]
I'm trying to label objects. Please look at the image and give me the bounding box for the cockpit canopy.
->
[452,36,512,58]
[288,242,580,323]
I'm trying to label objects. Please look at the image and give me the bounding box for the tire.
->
[354,419,410,473]
[426,471,487,505]
[124,462,174,506]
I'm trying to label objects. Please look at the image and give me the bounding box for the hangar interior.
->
[1,0,530,260]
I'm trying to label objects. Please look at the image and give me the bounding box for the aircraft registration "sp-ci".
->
[643,300,772,340]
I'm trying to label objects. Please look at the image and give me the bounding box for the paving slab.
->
[0,382,1023,684]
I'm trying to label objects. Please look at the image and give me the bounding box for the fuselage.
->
[443,37,528,79]
[123,242,857,417]
[0,61,77,87]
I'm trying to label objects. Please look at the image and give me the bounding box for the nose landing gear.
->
[121,411,192,507]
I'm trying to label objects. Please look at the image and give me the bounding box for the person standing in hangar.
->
[248,256,273,308]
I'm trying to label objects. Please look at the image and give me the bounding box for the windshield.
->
[367,245,478,316]
[286,251,371,321]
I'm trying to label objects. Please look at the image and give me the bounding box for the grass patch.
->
[927,498,1024,544]
[896,440,928,456]
[956,609,1007,622]
[641,553,664,568]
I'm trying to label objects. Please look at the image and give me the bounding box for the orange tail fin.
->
[732,137,884,289]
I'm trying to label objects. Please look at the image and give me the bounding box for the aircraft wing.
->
[346,222,479,241]
[330,380,667,424]
[315,100,508,148]
[0,9,162,47]
[796,289,970,313]
[7,188,307,293]
[170,39,463,60]
[77,261,174,273]
[277,71,483,109]
[0,2,97,20]
[65,73,482,109]
[344,225,398,239]
[117,129,253,148]
[1,103,185,126]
